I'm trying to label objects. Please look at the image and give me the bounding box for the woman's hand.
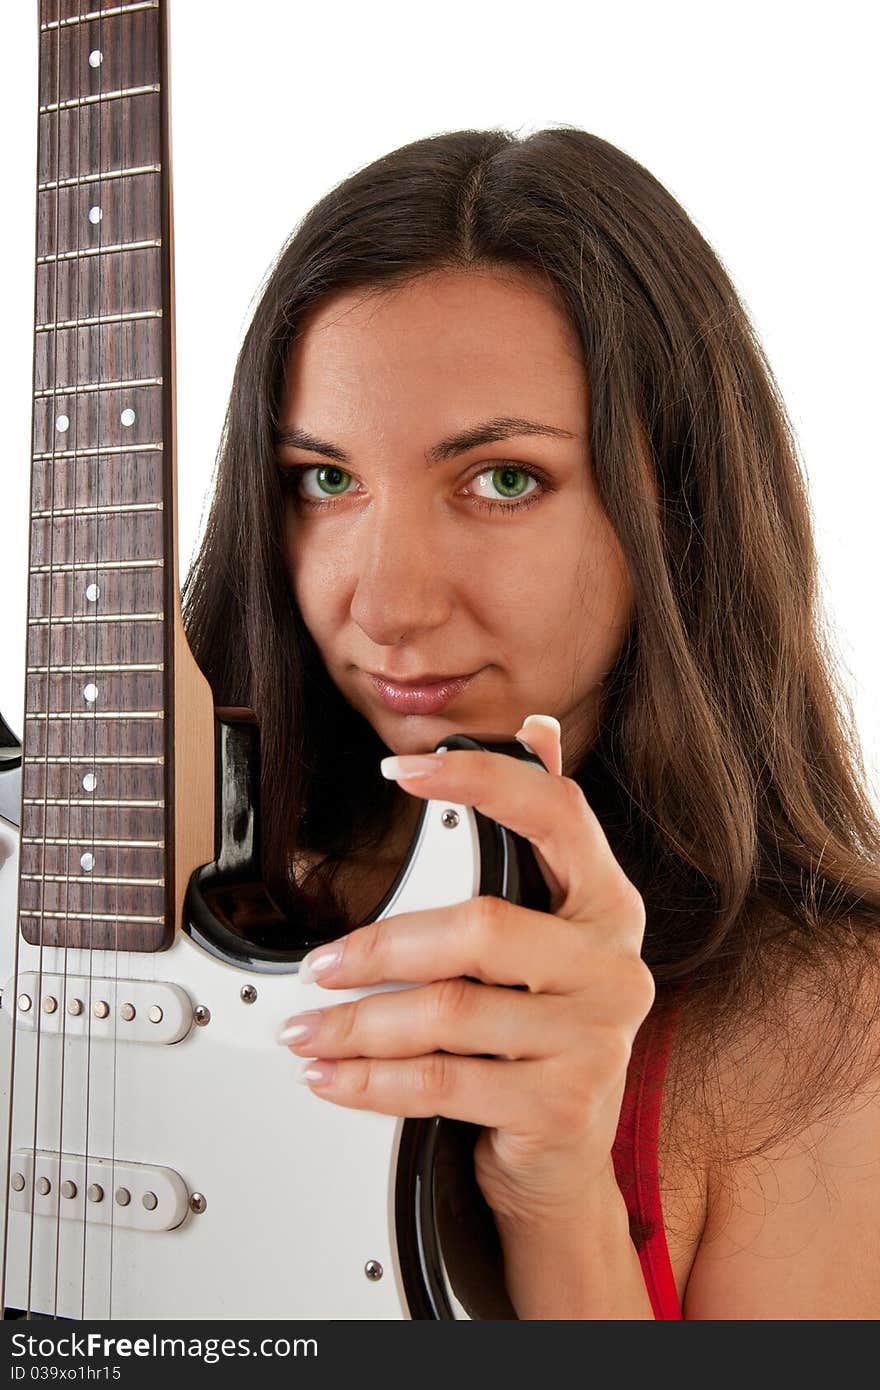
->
[277,715,656,1228]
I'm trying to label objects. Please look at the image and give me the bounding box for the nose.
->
[348,498,455,646]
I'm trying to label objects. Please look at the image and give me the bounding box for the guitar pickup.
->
[4,974,193,1044]
[8,1150,190,1231]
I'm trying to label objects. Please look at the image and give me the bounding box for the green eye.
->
[285,461,550,516]
[312,465,351,496]
[480,467,532,500]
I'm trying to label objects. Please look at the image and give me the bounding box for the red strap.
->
[611,990,687,1319]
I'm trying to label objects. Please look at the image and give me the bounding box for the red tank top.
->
[611,990,687,1320]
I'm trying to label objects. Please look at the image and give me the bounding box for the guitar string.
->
[51,0,85,1319]
[107,0,121,1319]
[25,0,64,1322]
[78,0,106,1321]
[0,0,53,1324]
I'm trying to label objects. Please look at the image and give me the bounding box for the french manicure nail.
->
[299,944,343,983]
[519,714,561,737]
[276,1012,322,1046]
[299,1060,336,1086]
[380,753,446,780]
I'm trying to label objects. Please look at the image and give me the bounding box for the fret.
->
[36,310,163,333]
[20,912,163,925]
[32,445,162,459]
[20,802,164,844]
[30,560,163,571]
[29,669,164,677]
[39,164,161,192]
[37,239,161,264]
[21,873,164,886]
[33,447,163,464]
[40,85,161,115]
[31,503,163,519]
[23,837,163,847]
[26,711,165,720]
[29,614,163,626]
[23,800,164,808]
[39,753,163,761]
[41,3,159,30]
[34,378,162,397]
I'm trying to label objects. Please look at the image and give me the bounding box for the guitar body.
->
[2,721,548,1319]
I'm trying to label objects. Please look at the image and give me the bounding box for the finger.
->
[281,978,575,1062]
[514,713,563,777]
[380,745,638,925]
[300,895,650,996]
[299,1051,546,1130]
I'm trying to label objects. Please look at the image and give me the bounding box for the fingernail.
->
[515,714,561,740]
[276,1011,322,1046]
[380,753,446,780]
[299,1060,336,1087]
[299,944,343,983]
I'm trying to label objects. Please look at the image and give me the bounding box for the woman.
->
[182,127,880,1318]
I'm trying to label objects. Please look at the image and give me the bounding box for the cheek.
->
[284,516,346,631]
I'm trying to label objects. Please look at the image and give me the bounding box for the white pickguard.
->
[0,795,485,1320]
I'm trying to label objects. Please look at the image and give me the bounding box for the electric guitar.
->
[0,0,552,1320]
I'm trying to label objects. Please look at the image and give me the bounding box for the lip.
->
[366,669,480,714]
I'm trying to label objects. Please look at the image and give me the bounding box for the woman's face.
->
[276,268,634,773]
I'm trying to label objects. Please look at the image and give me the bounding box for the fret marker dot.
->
[80,852,95,872]
[89,50,103,68]
[83,683,98,704]
[55,415,70,433]
[120,408,136,427]
[82,772,97,793]
[85,583,100,602]
[88,207,102,225]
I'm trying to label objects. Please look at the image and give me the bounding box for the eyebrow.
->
[272,415,577,467]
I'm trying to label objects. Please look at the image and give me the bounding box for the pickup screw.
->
[240,985,257,1004]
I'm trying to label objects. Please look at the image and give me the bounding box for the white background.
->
[1,0,877,802]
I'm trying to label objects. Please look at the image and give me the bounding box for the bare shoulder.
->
[678,933,880,1319]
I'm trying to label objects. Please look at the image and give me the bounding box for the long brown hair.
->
[182,126,880,1168]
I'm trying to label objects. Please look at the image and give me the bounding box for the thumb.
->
[514,713,563,777]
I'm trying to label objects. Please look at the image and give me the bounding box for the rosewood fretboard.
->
[20,0,174,952]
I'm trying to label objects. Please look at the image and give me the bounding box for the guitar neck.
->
[21,0,214,953]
